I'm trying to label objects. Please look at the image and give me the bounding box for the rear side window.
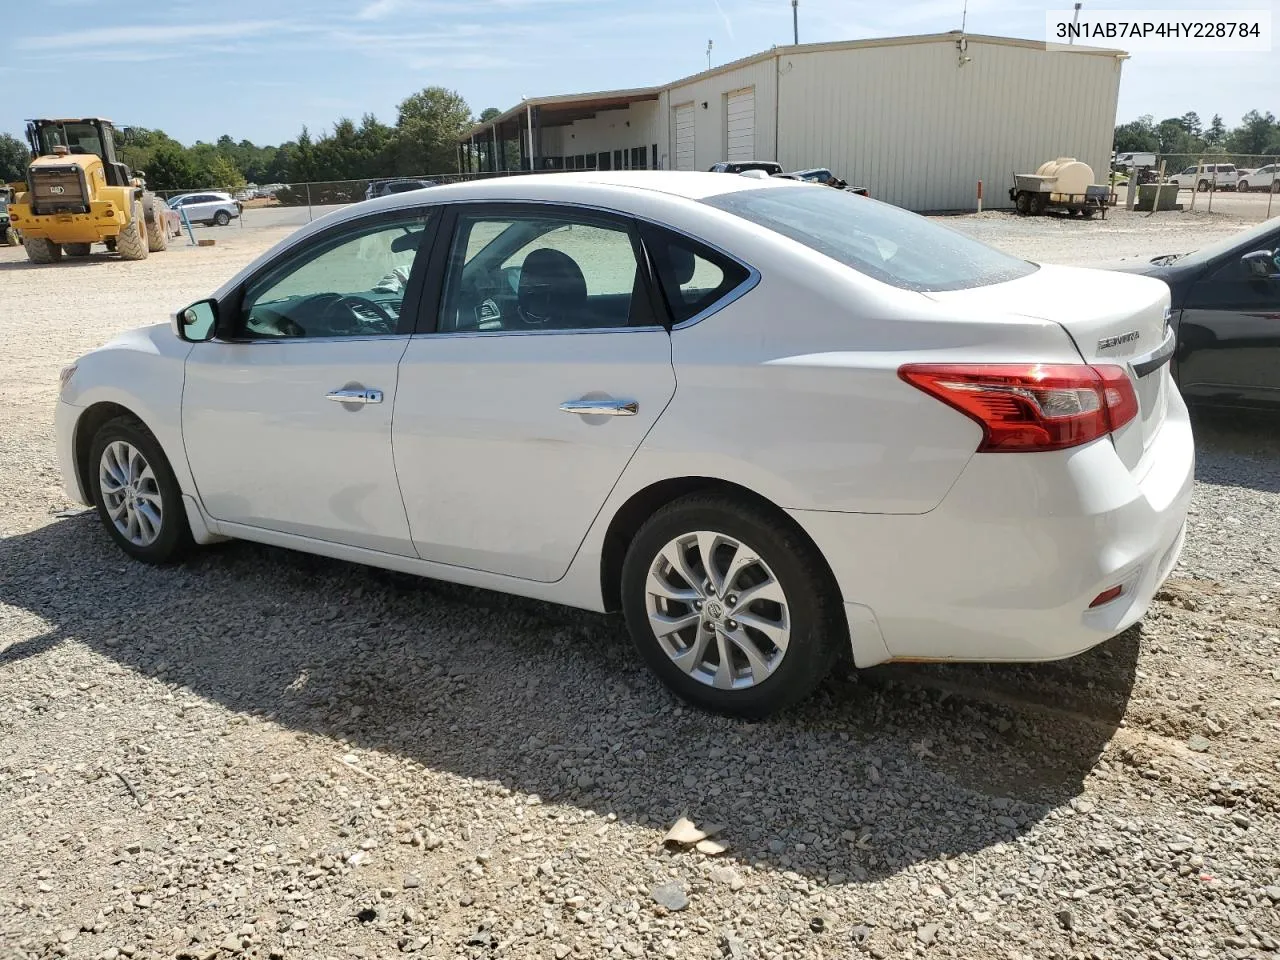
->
[641,225,751,324]
[704,185,1037,292]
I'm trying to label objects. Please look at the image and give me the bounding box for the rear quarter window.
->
[704,185,1037,292]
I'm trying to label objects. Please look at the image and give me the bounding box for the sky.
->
[3,0,1277,147]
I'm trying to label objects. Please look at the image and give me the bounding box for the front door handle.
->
[326,387,383,404]
[560,398,639,416]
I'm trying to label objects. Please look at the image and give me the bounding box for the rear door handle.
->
[326,388,383,404]
[559,398,639,416]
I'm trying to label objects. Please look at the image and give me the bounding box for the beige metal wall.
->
[657,58,779,170]
[774,39,1123,210]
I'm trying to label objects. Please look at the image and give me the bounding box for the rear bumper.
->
[791,391,1195,666]
[8,201,129,242]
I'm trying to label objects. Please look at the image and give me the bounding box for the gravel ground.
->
[2,209,1278,960]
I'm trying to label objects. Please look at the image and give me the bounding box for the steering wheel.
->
[314,293,395,331]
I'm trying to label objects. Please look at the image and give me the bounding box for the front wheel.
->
[214,210,231,226]
[620,494,844,718]
[88,416,192,564]
[1239,181,1251,193]
[24,236,62,263]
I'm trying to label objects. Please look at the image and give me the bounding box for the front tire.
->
[88,416,192,564]
[116,202,149,261]
[620,494,844,718]
[24,236,62,263]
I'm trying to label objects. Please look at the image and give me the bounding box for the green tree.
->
[1179,111,1202,138]
[1113,115,1159,153]
[1225,110,1279,156]
[143,145,198,192]
[1205,114,1226,146]
[479,106,502,123]
[393,86,472,174]
[207,154,247,193]
[0,133,30,181]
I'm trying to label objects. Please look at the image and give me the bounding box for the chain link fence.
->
[150,170,553,229]
[1113,154,1280,219]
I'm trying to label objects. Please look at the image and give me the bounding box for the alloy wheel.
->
[99,440,163,547]
[645,530,790,690]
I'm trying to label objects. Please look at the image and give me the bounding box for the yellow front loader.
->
[6,118,169,263]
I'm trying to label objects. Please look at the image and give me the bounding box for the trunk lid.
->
[926,264,1173,472]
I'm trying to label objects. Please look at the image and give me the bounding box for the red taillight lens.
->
[898,363,1139,453]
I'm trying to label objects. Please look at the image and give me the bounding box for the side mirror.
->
[174,298,218,342]
[1241,250,1278,279]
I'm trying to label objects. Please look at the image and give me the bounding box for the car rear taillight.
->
[898,363,1139,453]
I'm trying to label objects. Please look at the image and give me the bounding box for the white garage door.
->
[673,103,695,171]
[725,88,755,162]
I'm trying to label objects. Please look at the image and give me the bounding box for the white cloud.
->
[356,0,405,20]
[18,20,287,50]
[711,0,735,39]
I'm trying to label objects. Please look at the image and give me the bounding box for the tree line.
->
[1113,109,1280,160]
[0,86,489,192]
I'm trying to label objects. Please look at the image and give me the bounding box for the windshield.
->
[35,122,104,158]
[704,185,1037,292]
[1170,215,1280,269]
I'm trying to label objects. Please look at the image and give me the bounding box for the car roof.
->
[369,171,788,210]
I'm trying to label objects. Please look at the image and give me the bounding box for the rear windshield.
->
[703,185,1037,292]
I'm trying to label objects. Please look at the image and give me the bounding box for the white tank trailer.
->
[1009,158,1117,219]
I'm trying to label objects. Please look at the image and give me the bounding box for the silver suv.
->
[167,191,242,226]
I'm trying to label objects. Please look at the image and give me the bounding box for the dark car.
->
[708,160,784,176]
[364,178,437,201]
[1109,216,1280,409]
[776,167,870,197]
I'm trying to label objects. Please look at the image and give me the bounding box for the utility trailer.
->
[1009,158,1117,219]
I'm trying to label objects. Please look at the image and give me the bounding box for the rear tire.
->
[63,242,92,257]
[24,236,61,263]
[144,196,168,252]
[1030,193,1048,215]
[1014,191,1032,215]
[1081,206,1096,219]
[214,210,231,226]
[88,415,192,565]
[116,202,149,261]
[1197,180,1210,192]
[620,493,844,718]
[3,226,18,246]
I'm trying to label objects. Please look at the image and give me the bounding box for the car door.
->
[182,208,436,554]
[1178,229,1280,404]
[393,203,676,582]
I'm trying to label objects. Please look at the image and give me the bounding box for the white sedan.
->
[55,172,1193,717]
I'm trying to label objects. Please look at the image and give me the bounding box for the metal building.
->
[458,32,1126,211]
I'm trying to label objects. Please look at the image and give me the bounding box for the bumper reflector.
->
[1089,585,1124,608]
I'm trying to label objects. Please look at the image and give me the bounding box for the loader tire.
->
[24,236,62,263]
[116,203,149,261]
[143,196,168,252]
[64,243,92,257]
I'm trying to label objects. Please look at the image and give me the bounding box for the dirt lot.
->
[1,207,1278,960]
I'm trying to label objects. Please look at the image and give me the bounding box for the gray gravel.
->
[2,210,1278,960]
